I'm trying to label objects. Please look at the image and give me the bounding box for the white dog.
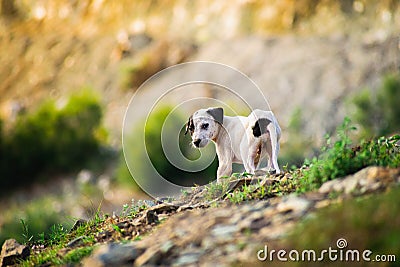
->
[185,107,281,180]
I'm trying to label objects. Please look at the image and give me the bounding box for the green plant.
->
[279,107,314,167]
[117,105,217,192]
[227,183,255,203]
[352,74,400,137]
[0,197,72,245]
[48,224,68,246]
[62,246,95,264]
[204,180,230,201]
[285,186,400,261]
[19,211,105,266]
[0,89,107,191]
[297,117,400,192]
[121,199,154,218]
[20,219,33,244]
[112,224,122,234]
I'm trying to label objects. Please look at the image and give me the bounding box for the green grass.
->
[295,118,400,192]
[18,198,156,266]
[16,116,400,265]
[281,186,400,266]
[203,179,231,201]
[19,215,103,266]
[226,182,255,203]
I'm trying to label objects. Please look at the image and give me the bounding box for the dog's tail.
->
[250,110,282,173]
[252,118,271,137]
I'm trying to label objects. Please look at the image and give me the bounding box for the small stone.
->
[0,239,30,267]
[229,213,243,224]
[319,179,342,194]
[211,224,238,242]
[83,242,143,267]
[145,210,158,224]
[173,251,202,266]
[134,245,162,267]
[332,179,345,192]
[135,209,159,225]
[343,176,359,194]
[148,203,178,214]
[160,240,175,254]
[276,195,312,216]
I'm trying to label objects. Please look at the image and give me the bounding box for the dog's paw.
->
[254,169,267,176]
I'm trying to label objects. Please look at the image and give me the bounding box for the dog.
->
[185,107,281,180]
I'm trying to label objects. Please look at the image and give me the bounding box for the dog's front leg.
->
[217,163,232,181]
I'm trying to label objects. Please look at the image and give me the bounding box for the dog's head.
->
[185,107,223,148]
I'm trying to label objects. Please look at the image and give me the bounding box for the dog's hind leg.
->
[245,141,262,174]
[267,124,280,174]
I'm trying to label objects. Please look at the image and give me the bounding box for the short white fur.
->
[185,107,281,181]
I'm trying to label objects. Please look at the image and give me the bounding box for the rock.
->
[82,242,143,267]
[0,239,30,267]
[211,224,239,242]
[134,245,163,267]
[160,240,175,254]
[276,195,312,216]
[259,178,280,188]
[238,210,267,231]
[96,230,113,242]
[319,167,400,195]
[174,251,203,266]
[144,210,158,225]
[148,203,178,214]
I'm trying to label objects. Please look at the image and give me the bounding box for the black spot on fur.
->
[185,115,194,135]
[206,107,224,125]
[252,118,271,137]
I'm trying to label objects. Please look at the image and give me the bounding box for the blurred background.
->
[0,0,399,244]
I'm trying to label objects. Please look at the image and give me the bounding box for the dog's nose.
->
[193,139,201,147]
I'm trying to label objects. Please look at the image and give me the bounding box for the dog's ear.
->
[184,115,194,135]
[206,107,223,125]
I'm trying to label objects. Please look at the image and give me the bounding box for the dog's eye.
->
[201,123,209,130]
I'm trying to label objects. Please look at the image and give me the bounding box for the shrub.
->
[117,105,217,191]
[0,90,106,191]
[352,74,400,137]
[0,197,72,245]
[297,117,400,192]
[279,107,314,167]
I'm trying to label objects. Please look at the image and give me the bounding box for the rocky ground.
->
[3,166,397,266]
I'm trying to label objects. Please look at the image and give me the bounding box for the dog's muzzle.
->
[193,139,201,147]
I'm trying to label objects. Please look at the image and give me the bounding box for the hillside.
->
[2,165,399,266]
[1,0,399,144]
[1,1,400,266]
[1,132,399,266]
